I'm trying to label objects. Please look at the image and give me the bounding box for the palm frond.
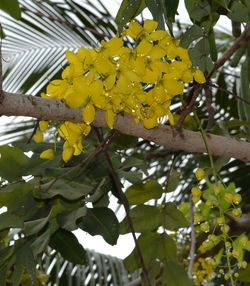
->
[43,248,137,285]
[0,0,117,144]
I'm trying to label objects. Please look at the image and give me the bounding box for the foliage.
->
[1,0,250,285]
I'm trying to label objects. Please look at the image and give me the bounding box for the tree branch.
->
[1,91,250,162]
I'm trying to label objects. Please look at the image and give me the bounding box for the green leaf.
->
[78,207,119,245]
[180,24,203,48]
[230,44,246,67]
[58,207,87,231]
[239,263,250,282]
[162,0,179,22]
[0,212,23,231]
[228,2,249,22]
[124,233,177,273]
[185,0,211,22]
[35,179,93,200]
[163,202,189,230]
[24,217,48,236]
[164,170,182,193]
[145,0,165,29]
[125,180,163,204]
[13,241,37,286]
[120,205,162,234]
[115,0,145,33]
[0,265,7,285]
[112,134,138,149]
[208,28,217,61]
[49,229,86,265]
[0,146,28,182]
[0,0,21,19]
[240,57,250,123]
[189,38,214,73]
[163,261,194,286]
[31,228,50,256]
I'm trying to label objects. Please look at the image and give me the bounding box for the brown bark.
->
[1,92,250,162]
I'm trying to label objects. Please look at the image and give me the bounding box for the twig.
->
[27,120,39,143]
[176,84,204,129]
[94,128,151,286]
[43,132,116,192]
[208,24,250,79]
[209,82,250,105]
[204,84,215,130]
[188,196,196,279]
[177,24,250,128]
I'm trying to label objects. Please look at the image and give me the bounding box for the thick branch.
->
[1,92,250,162]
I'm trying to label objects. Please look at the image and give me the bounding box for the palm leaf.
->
[43,248,137,285]
[1,0,117,143]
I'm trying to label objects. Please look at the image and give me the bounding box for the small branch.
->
[208,24,250,79]
[27,120,39,143]
[94,129,151,286]
[176,84,205,129]
[209,82,250,105]
[188,197,196,279]
[204,84,215,130]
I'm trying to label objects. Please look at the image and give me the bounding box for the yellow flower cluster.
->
[193,258,215,285]
[37,19,206,162]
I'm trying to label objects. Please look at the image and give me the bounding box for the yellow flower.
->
[143,117,158,129]
[33,129,43,143]
[39,121,49,132]
[40,149,55,160]
[62,146,74,163]
[194,69,206,83]
[162,77,184,96]
[105,109,116,129]
[124,20,143,39]
[195,168,205,180]
[82,103,96,125]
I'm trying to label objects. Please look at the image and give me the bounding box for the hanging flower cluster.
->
[190,168,248,285]
[35,19,206,162]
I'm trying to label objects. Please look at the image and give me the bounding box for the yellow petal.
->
[105,109,116,129]
[166,111,175,125]
[147,30,169,41]
[143,19,158,33]
[125,20,143,39]
[143,117,158,129]
[148,45,166,59]
[46,80,68,98]
[136,39,153,56]
[39,121,49,132]
[65,88,85,108]
[104,74,116,90]
[82,104,96,124]
[65,51,78,64]
[162,78,184,96]
[62,146,75,163]
[40,149,54,160]
[89,80,103,97]
[194,69,206,84]
[73,142,83,155]
[33,129,43,143]
[182,70,193,83]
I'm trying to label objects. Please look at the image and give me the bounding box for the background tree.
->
[0,0,250,285]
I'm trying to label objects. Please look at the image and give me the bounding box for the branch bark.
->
[1,91,250,162]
